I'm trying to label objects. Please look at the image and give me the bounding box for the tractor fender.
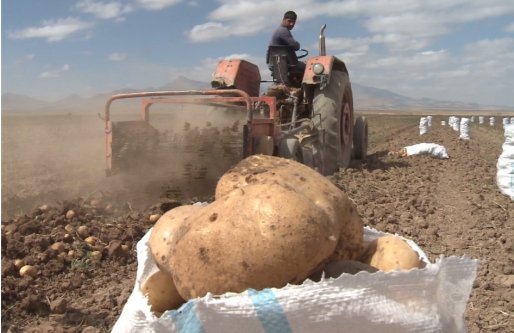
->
[211,59,261,97]
[302,56,349,85]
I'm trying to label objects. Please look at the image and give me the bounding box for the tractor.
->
[103,24,368,178]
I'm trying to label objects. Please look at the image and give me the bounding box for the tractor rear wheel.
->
[312,70,353,175]
[353,116,368,160]
[339,101,353,168]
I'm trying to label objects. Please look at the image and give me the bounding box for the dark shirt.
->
[269,25,300,50]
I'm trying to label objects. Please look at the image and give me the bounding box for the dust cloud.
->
[1,103,246,218]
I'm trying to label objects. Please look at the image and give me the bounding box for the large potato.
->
[215,155,363,261]
[141,269,185,315]
[167,182,339,300]
[149,205,202,271]
[359,235,422,272]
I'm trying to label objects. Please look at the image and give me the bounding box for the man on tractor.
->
[268,10,306,87]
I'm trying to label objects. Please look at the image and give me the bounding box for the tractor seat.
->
[266,45,301,86]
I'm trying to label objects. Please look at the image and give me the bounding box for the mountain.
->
[158,76,210,91]
[2,78,510,113]
[1,93,50,112]
[350,83,495,111]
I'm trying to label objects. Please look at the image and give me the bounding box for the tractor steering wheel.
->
[297,49,309,59]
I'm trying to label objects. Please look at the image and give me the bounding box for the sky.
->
[2,0,514,107]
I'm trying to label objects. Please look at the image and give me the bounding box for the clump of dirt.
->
[2,114,513,332]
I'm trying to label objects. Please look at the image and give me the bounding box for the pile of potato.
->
[142,155,422,315]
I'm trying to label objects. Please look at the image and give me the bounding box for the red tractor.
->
[104,25,367,177]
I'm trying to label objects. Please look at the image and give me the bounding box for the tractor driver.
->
[268,11,306,84]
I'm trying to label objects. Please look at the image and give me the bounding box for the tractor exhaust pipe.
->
[319,24,327,56]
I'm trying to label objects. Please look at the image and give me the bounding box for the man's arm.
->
[271,26,300,50]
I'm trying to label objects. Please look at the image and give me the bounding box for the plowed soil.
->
[2,112,513,332]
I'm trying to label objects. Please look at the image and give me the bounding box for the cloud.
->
[350,1,514,52]
[325,37,371,53]
[344,34,514,105]
[39,64,71,78]
[505,22,514,33]
[135,0,182,10]
[463,37,514,61]
[186,0,311,42]
[8,17,93,42]
[108,52,127,61]
[460,37,514,81]
[187,22,228,42]
[14,54,35,65]
[188,18,272,42]
[186,16,273,42]
[208,0,306,21]
[76,0,133,20]
[364,13,448,44]
[187,0,514,49]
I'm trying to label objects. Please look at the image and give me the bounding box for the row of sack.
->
[417,117,514,201]
[497,124,514,201]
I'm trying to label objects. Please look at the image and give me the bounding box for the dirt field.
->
[2,111,513,332]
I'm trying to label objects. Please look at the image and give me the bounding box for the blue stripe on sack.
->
[167,301,206,333]
[248,288,293,333]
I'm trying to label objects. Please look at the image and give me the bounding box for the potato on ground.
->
[215,155,363,261]
[167,182,339,300]
[149,204,202,271]
[141,269,185,315]
[359,235,422,272]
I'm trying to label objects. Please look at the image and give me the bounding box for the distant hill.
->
[2,93,50,112]
[158,76,210,91]
[2,77,510,113]
[350,83,496,111]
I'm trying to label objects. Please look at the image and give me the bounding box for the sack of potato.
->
[148,155,364,302]
[113,155,478,333]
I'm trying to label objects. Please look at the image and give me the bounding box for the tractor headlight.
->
[312,63,325,75]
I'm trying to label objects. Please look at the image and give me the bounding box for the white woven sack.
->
[112,226,476,333]
[497,124,514,200]
[448,116,459,131]
[419,117,428,135]
[459,118,470,140]
[405,143,449,159]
